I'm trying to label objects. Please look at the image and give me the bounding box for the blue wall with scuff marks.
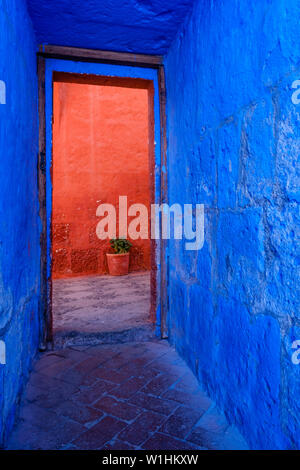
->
[0,0,40,446]
[165,0,300,450]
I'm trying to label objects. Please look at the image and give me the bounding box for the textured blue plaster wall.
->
[0,0,40,446]
[26,0,195,55]
[165,0,300,450]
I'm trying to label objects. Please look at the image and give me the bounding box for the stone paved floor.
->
[53,272,152,346]
[6,341,248,450]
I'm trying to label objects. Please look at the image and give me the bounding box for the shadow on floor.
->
[6,341,248,450]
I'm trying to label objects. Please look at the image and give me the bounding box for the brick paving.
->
[6,341,249,450]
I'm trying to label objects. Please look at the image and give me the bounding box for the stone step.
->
[53,324,157,349]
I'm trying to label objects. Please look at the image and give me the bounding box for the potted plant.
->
[106,238,132,276]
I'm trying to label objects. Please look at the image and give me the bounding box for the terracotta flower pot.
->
[106,253,130,276]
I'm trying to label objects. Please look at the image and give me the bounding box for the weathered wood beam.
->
[38,45,163,68]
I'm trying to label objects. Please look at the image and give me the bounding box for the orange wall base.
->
[52,76,152,278]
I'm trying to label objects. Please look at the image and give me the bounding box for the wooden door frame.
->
[37,45,168,348]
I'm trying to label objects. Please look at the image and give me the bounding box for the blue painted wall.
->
[165,0,300,450]
[0,0,40,446]
[26,0,195,55]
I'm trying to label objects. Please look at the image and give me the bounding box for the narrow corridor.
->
[2,0,299,451]
[6,341,248,450]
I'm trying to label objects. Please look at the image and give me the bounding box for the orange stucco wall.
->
[52,76,151,277]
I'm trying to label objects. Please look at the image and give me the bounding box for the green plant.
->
[110,238,132,254]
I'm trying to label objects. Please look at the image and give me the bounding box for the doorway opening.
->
[51,72,156,346]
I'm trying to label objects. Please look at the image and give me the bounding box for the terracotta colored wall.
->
[52,77,151,277]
